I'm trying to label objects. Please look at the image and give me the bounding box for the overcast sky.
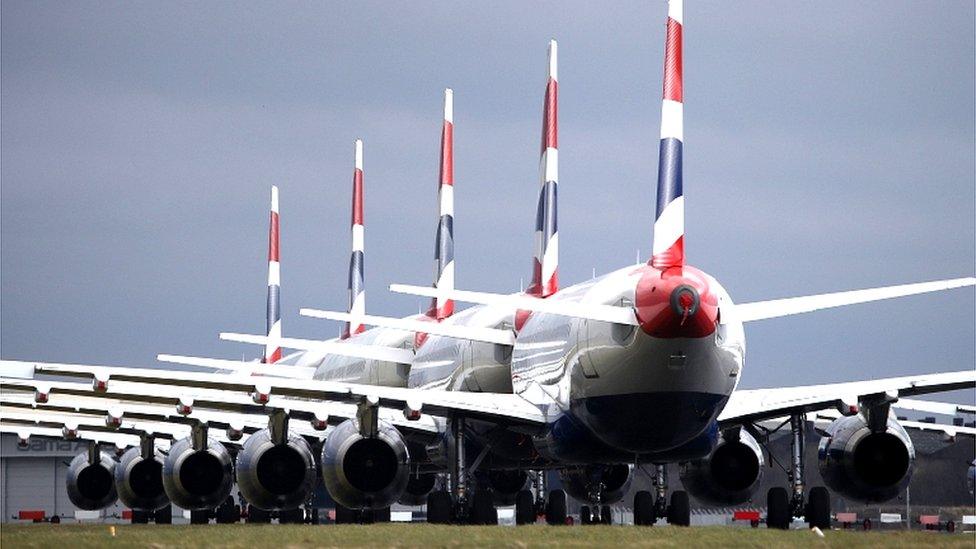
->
[2,1,973,406]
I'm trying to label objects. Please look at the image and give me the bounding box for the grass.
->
[1,524,973,548]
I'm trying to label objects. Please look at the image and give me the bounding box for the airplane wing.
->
[389,284,638,325]
[218,333,415,364]
[731,277,975,323]
[806,409,976,439]
[299,308,517,346]
[0,422,167,450]
[0,360,547,428]
[719,370,976,426]
[155,354,318,379]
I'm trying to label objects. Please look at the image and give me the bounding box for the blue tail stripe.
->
[655,137,683,219]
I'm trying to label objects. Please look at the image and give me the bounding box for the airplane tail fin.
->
[427,88,456,320]
[651,0,684,269]
[529,39,559,297]
[342,139,366,339]
[263,186,282,363]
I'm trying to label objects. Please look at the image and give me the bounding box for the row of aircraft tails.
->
[2,0,974,528]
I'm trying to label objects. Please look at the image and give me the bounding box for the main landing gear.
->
[427,416,568,525]
[633,464,690,526]
[763,414,830,530]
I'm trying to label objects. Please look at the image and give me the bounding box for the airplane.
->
[2,0,975,529]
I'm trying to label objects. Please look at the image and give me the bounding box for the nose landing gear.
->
[634,464,690,526]
[762,414,831,529]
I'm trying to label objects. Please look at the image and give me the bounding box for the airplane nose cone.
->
[635,265,718,338]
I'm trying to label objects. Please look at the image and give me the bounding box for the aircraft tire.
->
[131,510,150,524]
[805,487,830,529]
[426,490,453,524]
[545,489,567,525]
[333,504,356,524]
[667,491,690,526]
[580,505,591,525]
[189,509,210,524]
[634,491,654,526]
[471,490,496,525]
[372,507,391,523]
[601,505,612,525]
[766,487,789,530]
[154,505,172,524]
[514,490,535,525]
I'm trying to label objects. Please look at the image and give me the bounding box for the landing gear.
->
[131,510,150,524]
[633,490,655,526]
[515,490,535,525]
[427,490,453,523]
[646,464,689,526]
[545,489,567,525]
[246,505,271,523]
[667,492,690,526]
[154,505,172,524]
[189,508,210,524]
[600,505,612,525]
[334,505,389,524]
[451,416,470,524]
[764,414,831,529]
[278,507,303,524]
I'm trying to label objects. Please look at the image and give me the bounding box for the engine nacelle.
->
[485,469,528,506]
[161,436,234,510]
[398,472,438,506]
[236,428,317,511]
[66,450,118,510]
[679,429,764,506]
[321,419,409,510]
[558,464,632,505]
[115,446,169,511]
[818,414,915,503]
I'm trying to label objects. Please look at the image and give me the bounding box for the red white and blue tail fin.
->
[651,0,684,270]
[263,185,282,363]
[529,39,559,297]
[342,139,366,339]
[428,88,455,320]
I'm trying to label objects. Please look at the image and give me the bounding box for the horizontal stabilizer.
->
[219,333,414,364]
[389,284,638,326]
[733,277,975,323]
[300,309,515,346]
[156,354,317,379]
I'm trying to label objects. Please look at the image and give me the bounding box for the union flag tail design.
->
[263,185,282,364]
[428,89,455,320]
[342,139,366,339]
[529,39,559,298]
[651,0,684,270]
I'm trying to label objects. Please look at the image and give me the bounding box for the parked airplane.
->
[2,0,974,529]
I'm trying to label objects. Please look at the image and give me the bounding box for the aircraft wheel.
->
[372,507,391,523]
[634,490,654,526]
[279,507,303,524]
[545,489,567,525]
[580,505,591,525]
[154,505,172,524]
[310,507,320,525]
[334,505,356,524]
[131,510,150,524]
[246,505,271,524]
[190,509,210,524]
[426,490,453,524]
[766,487,790,530]
[514,490,535,525]
[471,490,496,525]
[601,505,612,525]
[667,491,690,526]
[805,487,830,529]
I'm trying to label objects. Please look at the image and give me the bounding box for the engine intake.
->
[818,414,914,503]
[161,436,234,510]
[321,419,409,510]
[115,446,169,511]
[679,429,763,506]
[559,464,632,505]
[66,449,118,510]
[236,428,317,511]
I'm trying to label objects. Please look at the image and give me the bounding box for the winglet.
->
[651,0,685,269]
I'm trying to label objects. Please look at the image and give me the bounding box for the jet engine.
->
[558,464,632,505]
[236,428,317,510]
[679,429,764,505]
[818,414,915,503]
[115,445,169,511]
[398,472,438,506]
[161,435,234,510]
[320,418,409,510]
[66,449,118,510]
[483,469,528,506]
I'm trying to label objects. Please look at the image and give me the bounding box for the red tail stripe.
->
[651,236,684,269]
[352,168,364,225]
[663,18,683,103]
[440,121,454,186]
[262,348,282,364]
[268,211,280,262]
[541,78,559,152]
